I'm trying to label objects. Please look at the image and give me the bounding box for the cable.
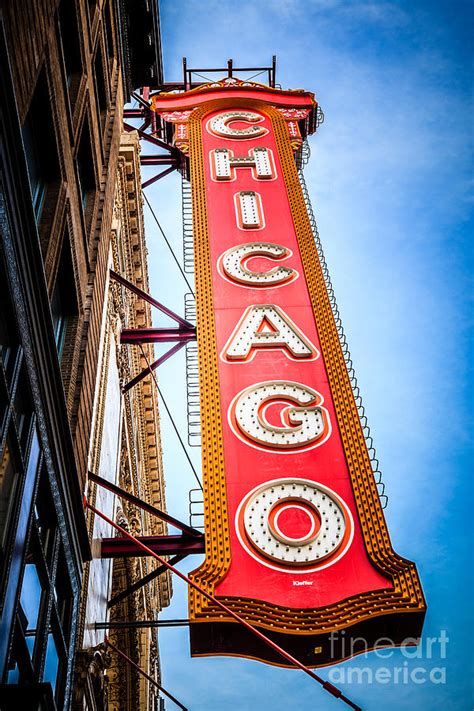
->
[140,345,203,491]
[192,71,215,82]
[143,192,195,296]
[244,69,267,82]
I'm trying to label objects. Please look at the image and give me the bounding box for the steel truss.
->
[89,472,204,608]
[109,269,196,393]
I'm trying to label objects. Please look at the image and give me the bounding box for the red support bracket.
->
[101,534,205,558]
[109,270,195,391]
[88,471,203,539]
[121,327,195,344]
[142,164,179,188]
[123,122,178,156]
[110,269,194,330]
[141,155,178,166]
[107,554,186,609]
[122,341,188,393]
[123,109,144,119]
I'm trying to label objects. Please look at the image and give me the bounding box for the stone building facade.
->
[73,131,171,711]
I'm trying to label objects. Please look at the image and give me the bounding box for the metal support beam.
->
[122,341,187,393]
[131,90,152,111]
[110,269,194,330]
[121,327,195,344]
[107,554,185,609]
[123,122,178,155]
[169,57,278,94]
[123,109,144,118]
[271,54,277,87]
[96,619,190,629]
[88,472,203,538]
[140,155,178,166]
[101,533,205,558]
[142,164,178,188]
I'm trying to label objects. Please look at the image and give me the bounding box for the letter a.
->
[223,305,319,362]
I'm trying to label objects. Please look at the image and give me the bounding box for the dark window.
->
[34,469,57,567]
[0,251,20,390]
[50,229,78,362]
[22,72,61,225]
[19,547,45,660]
[94,44,108,128]
[76,119,96,222]
[12,364,34,455]
[54,547,73,643]
[0,438,20,552]
[58,0,83,104]
[104,0,115,60]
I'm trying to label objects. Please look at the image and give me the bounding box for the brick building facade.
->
[0,1,168,708]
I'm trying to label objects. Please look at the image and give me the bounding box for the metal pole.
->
[182,57,188,91]
[87,502,361,711]
[88,471,202,538]
[96,619,190,629]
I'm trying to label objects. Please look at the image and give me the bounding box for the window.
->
[50,229,78,362]
[54,548,73,643]
[0,439,20,551]
[104,0,116,60]
[58,0,83,104]
[5,473,73,706]
[76,119,96,223]
[34,469,57,567]
[22,72,61,225]
[19,549,44,659]
[94,44,108,129]
[0,251,20,392]
[12,364,34,455]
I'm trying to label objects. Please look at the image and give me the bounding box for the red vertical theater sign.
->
[152,78,425,667]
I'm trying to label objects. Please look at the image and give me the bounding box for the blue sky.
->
[141,1,473,709]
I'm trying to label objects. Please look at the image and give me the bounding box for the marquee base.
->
[189,610,426,668]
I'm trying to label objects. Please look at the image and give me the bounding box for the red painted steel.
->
[123,122,179,155]
[123,109,144,118]
[142,165,178,188]
[140,155,178,165]
[122,342,187,393]
[88,471,202,538]
[100,533,205,558]
[109,269,194,329]
[151,88,311,112]
[120,327,196,344]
